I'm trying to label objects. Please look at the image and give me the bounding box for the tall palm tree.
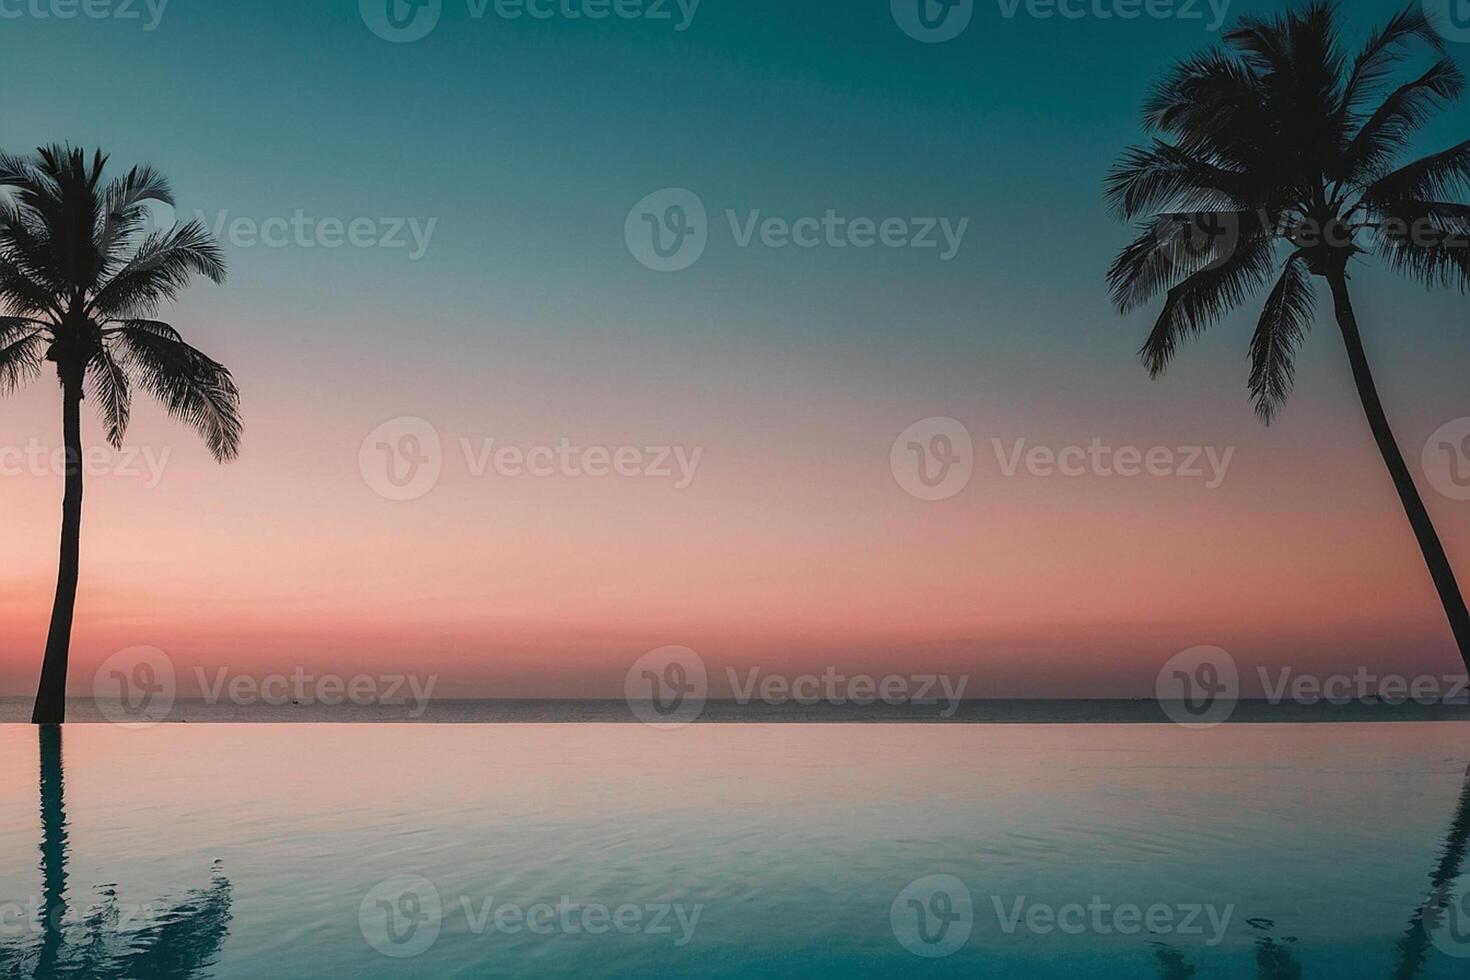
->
[0,146,241,725]
[1107,3,1470,670]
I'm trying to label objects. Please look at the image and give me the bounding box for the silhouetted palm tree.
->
[1107,3,1470,669]
[0,147,241,724]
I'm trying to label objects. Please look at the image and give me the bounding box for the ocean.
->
[4,697,1470,724]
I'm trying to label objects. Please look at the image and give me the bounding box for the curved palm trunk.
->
[1327,271,1470,671]
[31,376,84,725]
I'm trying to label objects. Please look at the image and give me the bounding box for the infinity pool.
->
[1,723,1468,978]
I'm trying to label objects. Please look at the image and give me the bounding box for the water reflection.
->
[34,726,65,979]
[0,724,1468,977]
[1247,922,1302,980]
[0,727,232,980]
[1392,763,1470,979]
[1152,919,1302,979]
[1151,763,1470,978]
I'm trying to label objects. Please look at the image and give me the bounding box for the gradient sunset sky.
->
[1,0,1467,698]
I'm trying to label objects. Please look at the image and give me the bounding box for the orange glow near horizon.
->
[1,334,1467,700]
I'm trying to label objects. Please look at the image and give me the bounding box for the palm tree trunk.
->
[31,374,84,725]
[1327,271,1470,671]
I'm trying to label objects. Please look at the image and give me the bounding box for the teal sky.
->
[3,0,1461,379]
[3,0,1459,407]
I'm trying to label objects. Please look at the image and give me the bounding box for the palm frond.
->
[1249,253,1316,422]
[0,197,69,306]
[1224,10,1294,74]
[106,319,240,461]
[1141,51,1270,163]
[1368,198,1470,232]
[0,315,47,341]
[1109,210,1277,314]
[1140,236,1278,377]
[97,165,174,265]
[1342,60,1465,183]
[89,219,225,318]
[1105,141,1252,221]
[1361,140,1470,207]
[88,347,132,449]
[1110,224,1188,316]
[0,151,60,208]
[0,259,62,319]
[1370,202,1470,292]
[0,328,45,394]
[1341,4,1446,115]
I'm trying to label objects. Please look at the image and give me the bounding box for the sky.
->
[0,0,1467,698]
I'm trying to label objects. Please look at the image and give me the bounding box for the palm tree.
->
[0,146,241,725]
[1107,3,1470,670]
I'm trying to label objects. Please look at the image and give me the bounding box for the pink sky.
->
[1,302,1466,699]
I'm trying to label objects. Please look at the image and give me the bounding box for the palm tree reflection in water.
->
[1393,763,1470,979]
[0,727,232,979]
[1152,764,1470,978]
[1152,921,1303,980]
[4,730,1469,976]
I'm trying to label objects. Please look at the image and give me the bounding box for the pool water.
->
[1,723,1468,978]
